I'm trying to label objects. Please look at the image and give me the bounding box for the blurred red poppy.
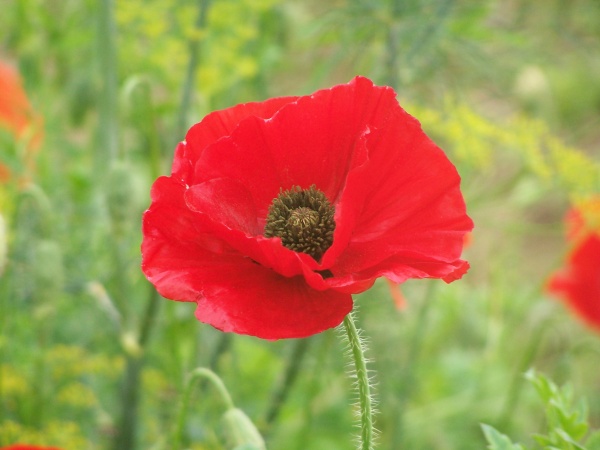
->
[547,233,600,333]
[0,60,42,183]
[1,445,61,450]
[142,76,473,339]
[565,197,600,242]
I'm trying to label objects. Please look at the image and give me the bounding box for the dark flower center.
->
[264,185,335,261]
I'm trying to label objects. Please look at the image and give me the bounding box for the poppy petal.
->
[547,233,600,333]
[142,177,352,339]
[173,96,298,183]
[191,77,396,228]
[194,264,353,340]
[330,105,473,281]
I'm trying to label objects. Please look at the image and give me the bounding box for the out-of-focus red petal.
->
[142,177,352,339]
[173,96,298,183]
[565,197,600,242]
[442,260,470,283]
[386,279,407,310]
[0,62,35,136]
[547,233,600,333]
[1,446,62,450]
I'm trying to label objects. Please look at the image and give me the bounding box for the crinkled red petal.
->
[185,77,441,286]
[328,102,473,284]
[142,177,353,339]
[184,178,317,279]
[172,96,298,184]
[194,266,353,340]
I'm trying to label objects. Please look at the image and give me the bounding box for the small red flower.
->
[142,76,473,339]
[0,62,35,137]
[565,196,600,242]
[547,222,600,334]
[0,60,43,184]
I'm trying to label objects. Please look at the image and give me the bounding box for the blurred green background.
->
[1,0,599,449]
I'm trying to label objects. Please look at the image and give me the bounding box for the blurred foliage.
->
[407,99,600,195]
[1,0,599,449]
[483,371,600,450]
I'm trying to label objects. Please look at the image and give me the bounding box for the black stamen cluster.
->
[264,185,336,261]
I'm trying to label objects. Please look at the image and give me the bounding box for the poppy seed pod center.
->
[264,185,335,261]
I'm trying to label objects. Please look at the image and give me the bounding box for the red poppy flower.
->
[547,232,600,334]
[142,76,473,339]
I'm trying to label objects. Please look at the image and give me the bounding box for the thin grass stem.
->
[176,0,211,140]
[263,337,311,433]
[111,286,161,450]
[391,281,437,449]
[496,321,547,430]
[98,0,119,165]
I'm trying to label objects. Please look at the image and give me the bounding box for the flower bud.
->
[221,407,266,450]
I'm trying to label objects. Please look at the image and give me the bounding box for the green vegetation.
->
[1,0,599,449]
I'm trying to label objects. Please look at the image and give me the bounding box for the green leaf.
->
[553,428,588,449]
[481,424,527,450]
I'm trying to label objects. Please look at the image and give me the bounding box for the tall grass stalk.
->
[98,0,119,165]
[496,321,547,430]
[391,281,437,449]
[176,0,211,140]
[112,287,161,450]
[262,337,312,433]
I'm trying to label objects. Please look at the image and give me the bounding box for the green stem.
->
[176,0,211,139]
[343,313,375,450]
[173,368,235,450]
[208,332,233,370]
[112,355,143,450]
[496,320,547,430]
[111,286,161,450]
[293,332,335,450]
[263,337,311,432]
[98,0,119,165]
[392,281,437,449]
[139,287,161,348]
